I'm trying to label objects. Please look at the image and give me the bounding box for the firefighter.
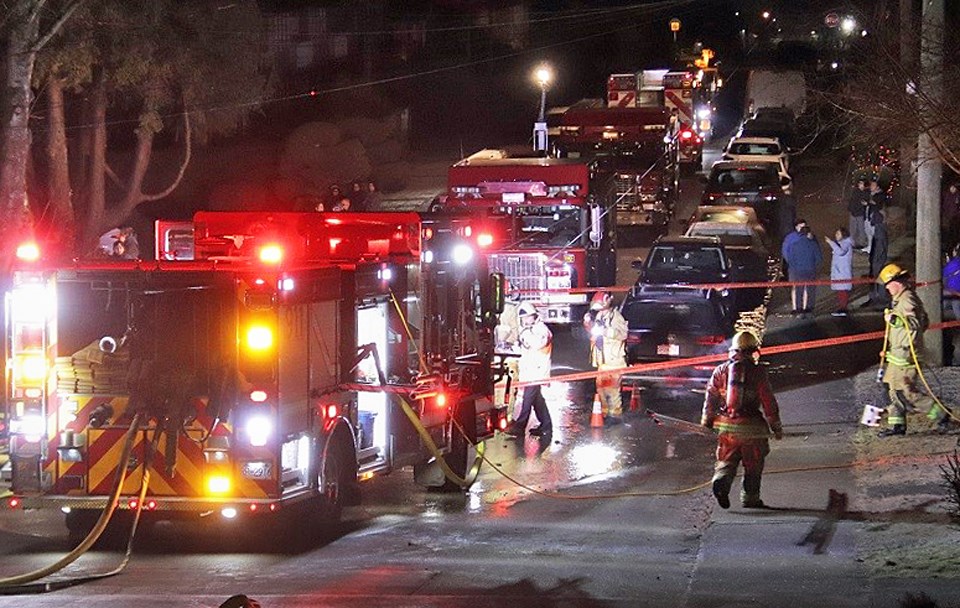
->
[583,290,628,425]
[494,291,522,420]
[701,330,783,509]
[876,263,954,437]
[506,302,553,437]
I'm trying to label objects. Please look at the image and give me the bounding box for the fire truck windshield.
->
[490,206,583,249]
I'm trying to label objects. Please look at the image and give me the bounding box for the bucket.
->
[860,404,884,427]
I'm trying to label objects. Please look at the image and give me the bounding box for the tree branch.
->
[31,0,84,53]
[140,107,191,203]
[103,162,123,189]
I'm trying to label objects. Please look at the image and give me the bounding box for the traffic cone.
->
[629,387,644,414]
[590,393,604,428]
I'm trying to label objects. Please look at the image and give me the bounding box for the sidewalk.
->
[686,368,960,608]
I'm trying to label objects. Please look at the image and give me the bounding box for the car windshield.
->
[647,245,724,272]
[491,206,583,249]
[710,168,777,190]
[694,209,755,224]
[728,142,781,155]
[687,223,752,237]
[621,299,721,331]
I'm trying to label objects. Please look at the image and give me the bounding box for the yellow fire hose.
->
[887,310,960,424]
[0,415,153,594]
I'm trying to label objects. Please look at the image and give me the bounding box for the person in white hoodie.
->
[506,302,553,437]
[825,227,854,316]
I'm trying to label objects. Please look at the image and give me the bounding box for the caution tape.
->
[513,319,960,389]
[509,276,942,295]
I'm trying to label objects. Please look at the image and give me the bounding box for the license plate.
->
[734,197,748,203]
[241,461,273,480]
[657,344,680,356]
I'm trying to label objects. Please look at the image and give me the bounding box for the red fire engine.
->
[2,212,507,534]
[436,149,617,324]
[552,101,679,229]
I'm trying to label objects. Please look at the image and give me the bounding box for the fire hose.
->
[0,414,152,594]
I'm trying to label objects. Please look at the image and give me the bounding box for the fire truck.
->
[436,149,617,325]
[552,101,679,229]
[606,73,639,108]
[2,212,508,534]
[663,70,705,171]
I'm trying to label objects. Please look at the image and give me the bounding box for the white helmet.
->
[517,302,538,318]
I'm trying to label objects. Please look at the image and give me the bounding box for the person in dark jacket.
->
[943,183,960,253]
[865,210,890,308]
[864,180,888,255]
[784,226,823,314]
[846,178,869,249]
[777,193,797,246]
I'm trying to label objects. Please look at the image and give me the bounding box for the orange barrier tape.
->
[513,319,960,389]
[511,277,942,295]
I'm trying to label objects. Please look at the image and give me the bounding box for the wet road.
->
[0,144,887,607]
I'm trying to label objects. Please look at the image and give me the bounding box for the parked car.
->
[684,221,776,309]
[736,118,795,150]
[619,286,733,398]
[633,234,768,314]
[701,161,791,234]
[722,135,791,174]
[752,106,796,131]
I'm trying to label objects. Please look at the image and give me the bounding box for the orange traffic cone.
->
[590,393,604,428]
[629,387,644,414]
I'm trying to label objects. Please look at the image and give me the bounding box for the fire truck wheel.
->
[317,437,354,522]
[438,400,479,493]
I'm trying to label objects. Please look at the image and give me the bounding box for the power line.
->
[49,0,710,134]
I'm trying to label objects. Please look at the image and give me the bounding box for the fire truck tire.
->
[316,435,356,522]
[438,400,478,492]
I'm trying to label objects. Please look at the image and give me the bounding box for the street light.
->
[761,10,771,20]
[840,16,857,35]
[532,63,553,152]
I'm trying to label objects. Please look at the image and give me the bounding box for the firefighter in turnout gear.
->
[583,291,629,425]
[701,331,783,509]
[506,302,553,437]
[876,264,954,437]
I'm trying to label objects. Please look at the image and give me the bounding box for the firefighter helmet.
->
[517,302,539,318]
[590,291,613,311]
[729,331,760,353]
[877,263,909,285]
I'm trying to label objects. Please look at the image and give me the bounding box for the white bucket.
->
[860,404,885,427]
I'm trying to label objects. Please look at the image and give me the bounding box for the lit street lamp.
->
[532,63,553,152]
[840,16,857,35]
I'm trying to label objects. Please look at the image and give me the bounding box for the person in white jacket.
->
[825,227,854,316]
[506,302,553,437]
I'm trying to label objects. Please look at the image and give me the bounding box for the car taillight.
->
[696,334,725,346]
[681,130,694,140]
[626,333,643,344]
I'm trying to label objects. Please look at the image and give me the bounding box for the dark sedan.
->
[700,161,791,234]
[619,287,733,398]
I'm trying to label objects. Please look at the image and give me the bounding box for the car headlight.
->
[452,244,473,265]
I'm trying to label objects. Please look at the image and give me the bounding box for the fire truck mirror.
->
[589,205,603,247]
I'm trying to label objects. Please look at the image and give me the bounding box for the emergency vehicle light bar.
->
[189,212,421,264]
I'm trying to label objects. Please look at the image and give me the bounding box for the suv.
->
[619,287,733,397]
[701,161,791,233]
[722,136,791,174]
[634,234,769,313]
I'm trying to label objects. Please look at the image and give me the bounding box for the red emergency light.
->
[250,390,268,403]
[477,233,494,248]
[15,242,40,262]
[680,130,694,140]
[258,244,284,265]
[435,393,447,408]
[8,498,20,509]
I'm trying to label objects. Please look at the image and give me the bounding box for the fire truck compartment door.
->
[356,304,389,465]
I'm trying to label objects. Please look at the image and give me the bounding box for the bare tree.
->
[0,0,83,260]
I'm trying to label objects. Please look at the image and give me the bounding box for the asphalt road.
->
[0,143,889,607]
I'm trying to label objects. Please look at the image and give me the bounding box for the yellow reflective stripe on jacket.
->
[885,352,911,367]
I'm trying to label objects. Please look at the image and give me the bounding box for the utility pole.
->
[898,0,917,223]
[916,0,944,365]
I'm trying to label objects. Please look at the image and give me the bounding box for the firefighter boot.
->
[741,472,765,508]
[877,425,906,438]
[712,478,731,509]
